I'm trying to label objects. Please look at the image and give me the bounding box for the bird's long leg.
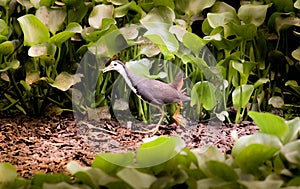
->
[172,102,182,125]
[151,105,165,135]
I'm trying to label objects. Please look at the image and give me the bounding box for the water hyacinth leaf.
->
[254,78,269,88]
[88,29,128,58]
[92,152,134,173]
[140,7,179,53]
[291,47,300,61]
[36,6,66,34]
[169,25,188,42]
[227,22,257,40]
[269,13,300,33]
[119,24,139,40]
[18,14,50,46]
[295,0,300,9]
[89,4,114,29]
[108,0,128,5]
[231,60,257,84]
[272,0,294,12]
[114,1,140,18]
[183,32,207,57]
[125,59,151,77]
[248,111,289,143]
[0,19,9,36]
[0,60,20,72]
[285,117,300,142]
[136,136,185,167]
[268,96,284,108]
[117,168,157,188]
[49,72,83,91]
[49,23,82,47]
[238,4,270,27]
[210,1,236,14]
[28,43,56,57]
[240,180,283,189]
[281,140,300,165]
[235,143,279,173]
[232,84,254,108]
[191,81,217,110]
[175,0,216,15]
[43,182,83,189]
[26,71,40,85]
[0,163,17,183]
[0,41,14,55]
[205,160,238,181]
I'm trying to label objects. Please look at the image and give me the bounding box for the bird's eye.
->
[114,63,117,66]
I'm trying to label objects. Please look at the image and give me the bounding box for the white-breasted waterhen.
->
[102,60,190,133]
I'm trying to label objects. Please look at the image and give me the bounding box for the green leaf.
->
[117,168,157,188]
[205,161,238,181]
[88,29,128,58]
[0,60,20,72]
[114,1,141,18]
[272,0,294,12]
[268,96,284,108]
[207,12,239,37]
[240,179,283,189]
[175,0,216,15]
[191,145,225,168]
[291,47,300,61]
[191,81,217,110]
[49,23,82,47]
[36,6,67,34]
[227,22,257,40]
[31,173,72,188]
[235,144,279,174]
[281,140,300,165]
[231,60,257,84]
[92,152,134,174]
[182,32,207,57]
[232,84,254,108]
[28,43,56,57]
[295,0,300,9]
[0,19,9,36]
[49,72,83,91]
[0,41,14,55]
[285,117,300,142]
[89,4,115,29]
[248,112,289,143]
[43,182,86,189]
[238,4,270,27]
[0,163,17,183]
[17,14,50,46]
[136,136,185,167]
[232,133,282,157]
[140,7,179,54]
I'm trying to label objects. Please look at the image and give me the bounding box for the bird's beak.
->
[102,64,113,73]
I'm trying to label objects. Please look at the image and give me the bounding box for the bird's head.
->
[102,60,125,73]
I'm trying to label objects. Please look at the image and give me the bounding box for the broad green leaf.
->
[92,152,134,174]
[39,0,55,7]
[268,96,284,108]
[232,84,254,108]
[31,173,72,188]
[248,112,289,143]
[0,41,14,55]
[240,180,283,189]
[140,7,179,53]
[89,4,114,29]
[49,23,82,47]
[281,140,300,165]
[205,160,238,181]
[0,19,9,36]
[238,4,270,27]
[117,168,157,188]
[18,14,50,46]
[191,145,225,168]
[36,6,67,34]
[26,71,40,85]
[119,24,139,40]
[191,81,217,110]
[207,12,239,37]
[182,32,207,57]
[0,163,17,183]
[0,60,20,72]
[126,58,151,77]
[196,178,225,189]
[28,43,56,57]
[291,47,300,61]
[232,132,282,157]
[295,0,300,9]
[136,136,185,167]
[43,182,86,189]
[88,29,128,58]
[235,144,279,173]
[254,78,269,88]
[210,1,236,14]
[108,0,128,5]
[114,1,141,18]
[175,0,216,15]
[269,13,300,34]
[285,117,300,142]
[227,22,257,40]
[49,72,83,91]
[137,37,160,57]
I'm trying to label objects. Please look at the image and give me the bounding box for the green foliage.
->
[1,113,300,188]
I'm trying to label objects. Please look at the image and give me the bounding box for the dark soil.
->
[0,114,258,178]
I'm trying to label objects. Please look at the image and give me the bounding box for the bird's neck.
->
[118,65,138,94]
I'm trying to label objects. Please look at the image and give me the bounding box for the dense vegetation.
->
[0,0,300,188]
